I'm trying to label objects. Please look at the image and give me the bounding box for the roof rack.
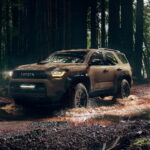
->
[99,48,120,53]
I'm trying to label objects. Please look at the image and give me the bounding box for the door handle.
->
[103,69,109,73]
[117,68,122,71]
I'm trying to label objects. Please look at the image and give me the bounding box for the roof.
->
[58,48,120,53]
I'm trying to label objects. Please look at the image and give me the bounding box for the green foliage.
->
[133,138,150,146]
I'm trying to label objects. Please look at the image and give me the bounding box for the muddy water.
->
[0,84,150,128]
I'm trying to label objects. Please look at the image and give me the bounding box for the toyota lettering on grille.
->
[21,72,35,77]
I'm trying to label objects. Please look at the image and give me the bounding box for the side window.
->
[89,52,104,65]
[117,53,128,64]
[105,52,118,65]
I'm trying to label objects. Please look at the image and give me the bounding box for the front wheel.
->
[115,79,130,98]
[70,83,88,108]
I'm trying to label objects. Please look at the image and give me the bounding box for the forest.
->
[0,0,149,80]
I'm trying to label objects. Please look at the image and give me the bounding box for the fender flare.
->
[67,74,91,92]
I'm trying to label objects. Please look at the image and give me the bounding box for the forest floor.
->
[0,84,149,149]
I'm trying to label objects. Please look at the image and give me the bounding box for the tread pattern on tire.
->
[115,79,130,98]
[70,83,88,108]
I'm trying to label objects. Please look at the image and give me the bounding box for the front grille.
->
[12,70,48,79]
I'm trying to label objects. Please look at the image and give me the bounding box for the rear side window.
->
[89,51,104,65]
[105,52,118,65]
[117,53,128,64]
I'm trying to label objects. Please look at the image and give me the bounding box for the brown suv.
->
[9,49,132,107]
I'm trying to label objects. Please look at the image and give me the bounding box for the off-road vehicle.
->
[9,49,132,107]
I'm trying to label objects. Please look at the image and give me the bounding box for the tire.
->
[115,79,130,98]
[70,83,88,108]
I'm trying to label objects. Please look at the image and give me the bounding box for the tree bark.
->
[108,0,120,49]
[134,0,144,79]
[101,0,106,48]
[91,0,98,48]
[0,1,2,70]
[70,0,87,49]
[121,0,133,66]
[143,38,150,79]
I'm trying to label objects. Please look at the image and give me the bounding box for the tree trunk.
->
[121,0,133,66]
[134,0,144,79]
[0,1,2,70]
[64,0,72,49]
[70,0,87,49]
[91,0,98,48]
[6,0,12,69]
[108,0,120,49]
[143,38,150,79]
[101,0,106,48]
[11,0,19,68]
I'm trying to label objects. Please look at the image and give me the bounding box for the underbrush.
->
[0,73,9,97]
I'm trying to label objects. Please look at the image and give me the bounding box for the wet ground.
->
[0,84,149,130]
[0,84,149,149]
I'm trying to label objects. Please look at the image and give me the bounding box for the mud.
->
[0,120,149,150]
[0,84,149,149]
[0,84,150,125]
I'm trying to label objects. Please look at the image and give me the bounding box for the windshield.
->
[40,51,88,64]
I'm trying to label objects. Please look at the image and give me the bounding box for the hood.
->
[15,63,87,71]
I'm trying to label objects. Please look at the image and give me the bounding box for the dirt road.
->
[0,84,149,149]
[0,84,149,130]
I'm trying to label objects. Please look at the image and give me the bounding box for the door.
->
[88,51,118,92]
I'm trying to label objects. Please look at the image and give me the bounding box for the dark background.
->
[0,0,149,80]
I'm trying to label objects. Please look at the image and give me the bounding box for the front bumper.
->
[9,77,70,104]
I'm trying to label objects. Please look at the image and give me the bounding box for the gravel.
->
[0,120,149,150]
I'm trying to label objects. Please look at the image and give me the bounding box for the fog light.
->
[20,85,35,89]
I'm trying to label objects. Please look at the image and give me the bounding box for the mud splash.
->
[0,84,150,128]
[0,95,149,128]
[0,103,57,121]
[0,85,149,150]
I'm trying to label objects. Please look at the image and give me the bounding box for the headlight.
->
[8,71,13,77]
[51,69,67,77]
[2,71,13,79]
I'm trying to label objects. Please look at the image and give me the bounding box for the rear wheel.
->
[115,79,130,98]
[70,83,88,108]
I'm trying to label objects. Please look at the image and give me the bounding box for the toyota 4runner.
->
[9,49,132,107]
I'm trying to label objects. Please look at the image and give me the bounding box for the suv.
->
[9,49,132,107]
